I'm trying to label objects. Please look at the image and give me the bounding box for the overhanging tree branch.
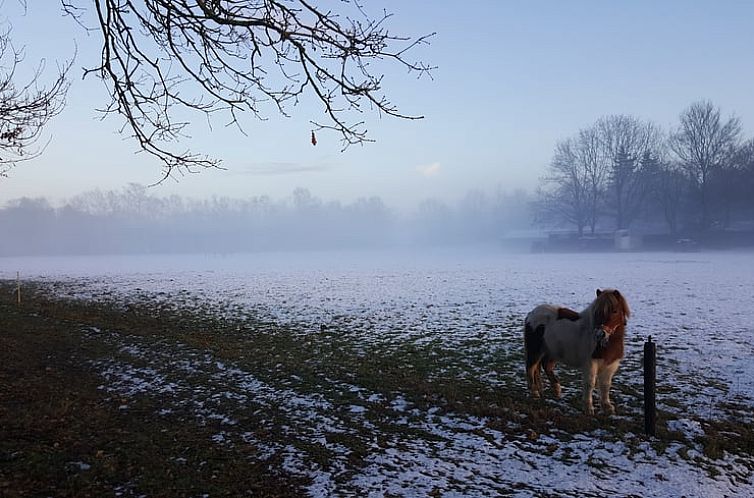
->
[61,0,435,180]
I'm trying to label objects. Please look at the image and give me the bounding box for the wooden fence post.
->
[16,271,21,306]
[644,336,656,436]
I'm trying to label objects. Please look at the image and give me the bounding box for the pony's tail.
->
[524,319,547,397]
[524,321,546,370]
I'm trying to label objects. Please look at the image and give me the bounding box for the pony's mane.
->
[592,289,630,327]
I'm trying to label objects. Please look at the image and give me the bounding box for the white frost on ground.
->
[80,325,752,497]
[7,250,753,409]
[3,249,754,496]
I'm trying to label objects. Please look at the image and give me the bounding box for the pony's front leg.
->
[582,362,598,415]
[598,361,621,415]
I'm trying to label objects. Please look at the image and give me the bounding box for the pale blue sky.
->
[2,1,754,210]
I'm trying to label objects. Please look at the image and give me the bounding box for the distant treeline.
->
[535,101,754,237]
[0,185,533,256]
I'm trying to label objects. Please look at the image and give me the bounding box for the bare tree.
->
[538,117,662,235]
[60,0,435,179]
[669,101,741,230]
[536,137,596,236]
[595,115,661,229]
[0,25,70,177]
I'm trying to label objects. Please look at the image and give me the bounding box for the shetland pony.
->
[524,289,630,415]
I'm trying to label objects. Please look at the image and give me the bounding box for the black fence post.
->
[644,336,656,436]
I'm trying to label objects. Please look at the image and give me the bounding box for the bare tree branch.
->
[60,0,435,180]
[0,25,71,176]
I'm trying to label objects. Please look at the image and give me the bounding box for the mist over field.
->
[0,184,534,256]
[5,179,754,258]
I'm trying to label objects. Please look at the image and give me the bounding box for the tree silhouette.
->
[537,130,606,237]
[596,115,661,230]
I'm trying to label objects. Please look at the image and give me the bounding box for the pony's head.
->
[593,288,630,333]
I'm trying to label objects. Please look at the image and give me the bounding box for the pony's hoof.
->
[553,385,562,398]
[603,405,616,415]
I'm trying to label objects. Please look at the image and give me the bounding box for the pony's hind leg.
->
[527,362,543,398]
[543,357,561,398]
[524,323,546,398]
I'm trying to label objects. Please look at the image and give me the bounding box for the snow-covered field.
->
[3,248,753,496]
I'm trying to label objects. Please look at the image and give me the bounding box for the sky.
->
[2,0,754,211]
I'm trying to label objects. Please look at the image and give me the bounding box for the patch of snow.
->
[667,418,705,440]
[66,461,91,471]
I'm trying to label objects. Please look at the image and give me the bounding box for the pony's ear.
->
[614,290,621,298]
[596,289,602,296]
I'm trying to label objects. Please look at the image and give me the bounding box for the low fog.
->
[0,184,534,256]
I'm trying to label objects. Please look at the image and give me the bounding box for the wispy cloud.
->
[229,162,331,176]
[416,162,441,178]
